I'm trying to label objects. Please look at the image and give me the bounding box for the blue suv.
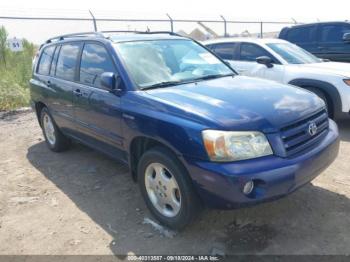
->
[30,31,339,229]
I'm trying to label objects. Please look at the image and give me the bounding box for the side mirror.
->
[100,72,123,94]
[343,33,350,42]
[256,56,274,68]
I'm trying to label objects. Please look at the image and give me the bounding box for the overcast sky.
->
[0,0,349,43]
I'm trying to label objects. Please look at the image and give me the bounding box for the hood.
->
[300,62,350,78]
[145,76,325,132]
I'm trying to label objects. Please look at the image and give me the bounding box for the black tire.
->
[40,107,71,152]
[305,87,333,118]
[137,146,202,230]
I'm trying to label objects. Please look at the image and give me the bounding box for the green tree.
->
[0,25,37,110]
[0,25,8,67]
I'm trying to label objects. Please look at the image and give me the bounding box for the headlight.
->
[202,130,273,162]
[344,79,350,86]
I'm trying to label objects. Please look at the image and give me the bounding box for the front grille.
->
[280,109,329,157]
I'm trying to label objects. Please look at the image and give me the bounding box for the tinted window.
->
[212,43,237,60]
[287,26,315,43]
[79,44,115,88]
[240,43,272,62]
[55,43,81,81]
[320,24,350,42]
[37,45,55,75]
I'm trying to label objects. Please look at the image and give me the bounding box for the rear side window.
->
[37,45,56,75]
[320,24,350,43]
[55,43,81,81]
[287,26,316,43]
[239,43,272,62]
[79,43,115,88]
[211,43,237,60]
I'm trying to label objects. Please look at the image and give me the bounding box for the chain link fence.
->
[0,10,301,44]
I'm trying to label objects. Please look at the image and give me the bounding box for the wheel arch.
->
[128,136,184,182]
[288,78,342,118]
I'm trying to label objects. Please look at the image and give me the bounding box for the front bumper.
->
[183,120,339,209]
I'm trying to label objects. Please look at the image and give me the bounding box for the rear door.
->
[32,44,56,107]
[73,42,124,156]
[317,23,350,62]
[49,42,82,133]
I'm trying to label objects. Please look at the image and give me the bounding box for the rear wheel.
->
[40,107,71,152]
[138,146,202,229]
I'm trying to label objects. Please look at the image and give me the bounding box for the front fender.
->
[288,78,342,119]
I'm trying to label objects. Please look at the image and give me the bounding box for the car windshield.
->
[267,42,321,64]
[113,39,234,89]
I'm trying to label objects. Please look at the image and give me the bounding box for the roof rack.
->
[45,30,185,44]
[45,31,105,43]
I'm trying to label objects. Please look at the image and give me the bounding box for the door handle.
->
[73,89,82,97]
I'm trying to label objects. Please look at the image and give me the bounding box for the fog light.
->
[243,181,254,195]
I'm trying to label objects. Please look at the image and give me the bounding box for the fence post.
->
[220,15,227,37]
[166,13,174,32]
[89,10,98,32]
[260,22,263,38]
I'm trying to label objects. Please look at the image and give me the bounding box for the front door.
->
[73,42,124,157]
[317,23,350,62]
[233,42,280,79]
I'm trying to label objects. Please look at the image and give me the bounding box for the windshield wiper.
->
[140,74,235,90]
[140,80,183,90]
[192,73,235,82]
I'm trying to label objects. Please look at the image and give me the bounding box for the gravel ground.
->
[0,110,349,256]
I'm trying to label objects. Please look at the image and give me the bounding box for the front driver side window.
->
[79,43,116,89]
[320,24,350,43]
[240,43,273,62]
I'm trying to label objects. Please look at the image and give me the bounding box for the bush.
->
[0,74,30,110]
[0,25,35,111]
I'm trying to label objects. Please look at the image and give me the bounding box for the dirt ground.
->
[0,110,350,256]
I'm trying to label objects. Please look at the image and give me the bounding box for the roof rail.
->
[101,30,183,37]
[137,31,182,37]
[45,31,104,43]
[44,30,186,44]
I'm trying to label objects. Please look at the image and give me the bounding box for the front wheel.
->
[138,146,202,230]
[40,107,71,152]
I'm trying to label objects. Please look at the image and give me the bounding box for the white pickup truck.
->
[204,38,350,120]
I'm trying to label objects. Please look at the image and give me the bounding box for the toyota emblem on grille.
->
[308,122,318,136]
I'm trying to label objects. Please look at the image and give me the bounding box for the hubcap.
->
[144,163,181,217]
[43,113,56,145]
